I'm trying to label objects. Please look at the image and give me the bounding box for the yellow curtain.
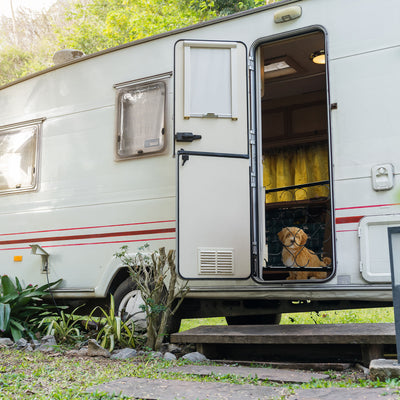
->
[263,143,329,203]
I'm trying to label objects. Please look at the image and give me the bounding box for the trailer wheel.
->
[225,314,281,325]
[112,278,182,334]
[113,278,147,332]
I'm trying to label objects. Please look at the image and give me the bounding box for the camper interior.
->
[259,30,333,282]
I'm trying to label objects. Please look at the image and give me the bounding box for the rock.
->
[370,359,400,380]
[148,351,163,359]
[36,335,57,353]
[181,352,208,363]
[78,347,88,356]
[111,348,137,360]
[87,339,110,358]
[0,338,13,347]
[15,338,28,350]
[41,335,57,346]
[163,352,177,361]
[167,344,182,354]
[24,344,34,352]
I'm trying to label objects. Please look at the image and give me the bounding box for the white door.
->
[174,39,251,279]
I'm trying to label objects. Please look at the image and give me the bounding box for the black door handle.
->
[175,132,202,142]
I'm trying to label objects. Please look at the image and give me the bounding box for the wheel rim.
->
[118,289,147,331]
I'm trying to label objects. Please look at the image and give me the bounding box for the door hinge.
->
[358,226,362,237]
[360,261,363,272]
[249,130,256,145]
[252,241,258,255]
[251,173,256,188]
[248,56,255,71]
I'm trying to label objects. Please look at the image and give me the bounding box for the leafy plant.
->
[115,245,190,351]
[0,275,62,341]
[86,295,137,352]
[40,305,86,344]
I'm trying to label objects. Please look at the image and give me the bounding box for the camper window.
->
[0,124,38,194]
[116,81,165,159]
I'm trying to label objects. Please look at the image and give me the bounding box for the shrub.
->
[86,295,137,352]
[114,245,189,351]
[0,275,61,341]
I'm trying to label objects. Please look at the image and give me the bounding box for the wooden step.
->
[171,323,397,364]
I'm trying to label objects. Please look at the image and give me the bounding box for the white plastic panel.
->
[359,215,400,283]
[178,154,251,279]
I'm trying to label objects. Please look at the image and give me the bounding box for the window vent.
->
[198,248,234,275]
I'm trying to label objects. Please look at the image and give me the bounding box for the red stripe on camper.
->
[335,203,400,211]
[335,216,364,224]
[0,236,176,251]
[0,227,176,246]
[0,220,176,237]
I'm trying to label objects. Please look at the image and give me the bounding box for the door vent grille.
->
[198,248,234,275]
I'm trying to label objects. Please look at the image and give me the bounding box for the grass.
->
[1,347,399,399]
[179,308,395,331]
[0,308,396,399]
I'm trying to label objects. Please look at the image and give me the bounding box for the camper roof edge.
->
[0,0,302,91]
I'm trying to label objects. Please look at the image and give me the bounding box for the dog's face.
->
[277,227,308,248]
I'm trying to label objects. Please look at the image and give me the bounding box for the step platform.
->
[171,323,397,364]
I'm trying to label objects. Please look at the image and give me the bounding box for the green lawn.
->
[180,307,394,331]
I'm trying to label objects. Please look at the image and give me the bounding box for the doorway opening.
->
[258,30,333,282]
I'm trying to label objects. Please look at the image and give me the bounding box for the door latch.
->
[175,132,202,142]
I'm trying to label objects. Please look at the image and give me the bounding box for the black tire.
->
[225,314,281,325]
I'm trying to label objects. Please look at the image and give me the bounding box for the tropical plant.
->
[86,294,137,352]
[40,305,87,344]
[0,275,62,341]
[114,245,189,351]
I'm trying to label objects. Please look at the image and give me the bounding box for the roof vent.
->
[53,49,85,65]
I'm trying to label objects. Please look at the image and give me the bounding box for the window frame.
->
[114,73,170,161]
[0,118,43,195]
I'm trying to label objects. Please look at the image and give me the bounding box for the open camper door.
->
[174,40,251,280]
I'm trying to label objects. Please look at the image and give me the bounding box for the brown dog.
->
[277,227,331,280]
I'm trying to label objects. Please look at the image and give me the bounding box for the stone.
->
[0,338,13,347]
[181,351,208,363]
[163,352,177,361]
[78,347,88,356]
[148,351,163,359]
[166,365,328,384]
[15,338,28,350]
[87,339,110,358]
[167,344,182,354]
[53,49,84,65]
[36,335,57,353]
[110,348,137,360]
[369,358,400,380]
[41,335,57,345]
[24,344,34,352]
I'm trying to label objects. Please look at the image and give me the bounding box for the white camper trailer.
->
[0,0,398,328]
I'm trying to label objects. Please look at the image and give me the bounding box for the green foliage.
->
[0,0,275,84]
[40,305,86,344]
[86,295,137,352]
[190,0,265,16]
[281,308,394,325]
[56,0,218,54]
[0,275,61,341]
[115,244,189,351]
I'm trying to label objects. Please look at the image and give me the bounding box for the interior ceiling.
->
[262,31,326,101]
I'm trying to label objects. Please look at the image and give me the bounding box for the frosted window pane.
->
[0,126,37,191]
[189,47,231,117]
[118,82,165,158]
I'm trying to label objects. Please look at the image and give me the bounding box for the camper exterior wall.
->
[0,0,398,308]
